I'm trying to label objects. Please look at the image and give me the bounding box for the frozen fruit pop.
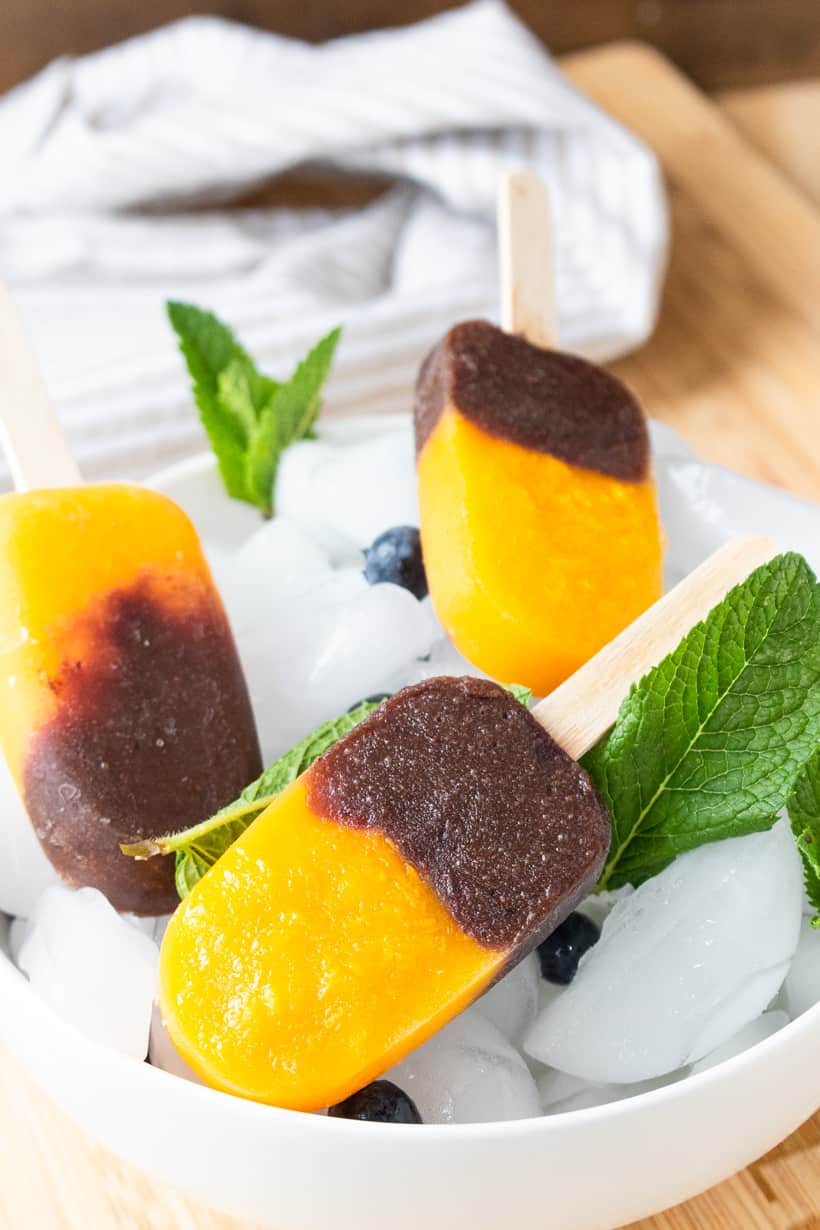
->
[415,320,663,695]
[0,285,261,915]
[0,484,262,915]
[159,676,610,1110]
[158,537,773,1112]
[415,173,663,696]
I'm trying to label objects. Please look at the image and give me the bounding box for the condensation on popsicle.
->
[415,320,664,696]
[158,677,610,1111]
[0,484,262,916]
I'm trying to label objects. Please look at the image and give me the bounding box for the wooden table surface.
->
[2,43,820,1230]
[4,0,820,96]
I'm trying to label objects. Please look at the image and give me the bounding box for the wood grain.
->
[533,537,776,760]
[2,41,820,1230]
[2,0,820,95]
[566,42,820,502]
[498,171,556,348]
[721,80,820,206]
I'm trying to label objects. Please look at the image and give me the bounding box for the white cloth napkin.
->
[0,0,667,481]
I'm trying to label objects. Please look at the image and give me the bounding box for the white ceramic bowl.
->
[1,416,819,1230]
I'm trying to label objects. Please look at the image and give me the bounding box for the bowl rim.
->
[2,917,818,1141]
[2,420,819,1143]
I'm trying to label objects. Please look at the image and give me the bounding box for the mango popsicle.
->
[0,484,262,915]
[415,319,663,695]
[159,676,611,1110]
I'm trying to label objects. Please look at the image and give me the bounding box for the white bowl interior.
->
[1,414,819,1230]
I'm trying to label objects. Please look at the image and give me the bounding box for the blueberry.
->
[328,1079,423,1124]
[347,693,392,712]
[537,912,600,985]
[363,527,428,600]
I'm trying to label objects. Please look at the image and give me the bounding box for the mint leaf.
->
[504,683,533,708]
[246,326,342,516]
[166,302,255,502]
[217,355,279,441]
[268,326,341,443]
[244,400,284,516]
[121,698,384,897]
[586,553,820,891]
[167,301,340,517]
[787,745,820,925]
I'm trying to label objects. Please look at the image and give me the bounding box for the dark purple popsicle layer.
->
[415,319,650,482]
[23,575,262,915]
[308,676,611,951]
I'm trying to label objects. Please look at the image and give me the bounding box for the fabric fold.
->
[0,0,667,482]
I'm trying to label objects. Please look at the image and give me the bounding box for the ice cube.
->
[690,1010,790,1075]
[275,441,359,558]
[148,1006,203,1084]
[386,1008,540,1124]
[536,1068,594,1110]
[540,1077,623,1113]
[524,822,803,1084]
[413,636,489,684]
[9,914,33,965]
[204,545,240,602]
[420,597,448,643]
[123,913,172,947]
[276,429,418,553]
[237,575,434,759]
[475,955,540,1045]
[388,625,489,693]
[538,976,566,1007]
[783,917,820,1019]
[540,1069,688,1115]
[223,516,335,635]
[18,885,159,1060]
[575,886,634,933]
[235,518,332,599]
[0,750,60,918]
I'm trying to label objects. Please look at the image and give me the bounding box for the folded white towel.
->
[0,0,667,481]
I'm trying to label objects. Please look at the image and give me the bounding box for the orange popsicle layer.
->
[415,321,663,696]
[419,407,663,695]
[160,777,501,1111]
[159,678,611,1111]
[0,484,261,914]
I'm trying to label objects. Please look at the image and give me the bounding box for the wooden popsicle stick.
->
[0,283,81,491]
[498,170,556,348]
[534,536,778,760]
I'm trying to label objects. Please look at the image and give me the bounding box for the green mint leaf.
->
[121,698,385,897]
[217,356,279,441]
[218,356,284,517]
[244,400,283,518]
[504,683,533,708]
[787,744,820,925]
[249,326,342,516]
[168,301,340,517]
[585,553,820,892]
[268,326,341,445]
[166,302,256,503]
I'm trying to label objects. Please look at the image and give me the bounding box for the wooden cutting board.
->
[567,43,820,504]
[2,40,819,1230]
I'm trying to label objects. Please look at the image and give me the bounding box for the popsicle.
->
[158,538,774,1111]
[415,174,664,695]
[0,287,262,915]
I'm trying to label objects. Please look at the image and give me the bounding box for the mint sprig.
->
[122,699,384,898]
[585,553,820,892]
[787,745,820,926]
[504,682,532,707]
[167,302,340,517]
